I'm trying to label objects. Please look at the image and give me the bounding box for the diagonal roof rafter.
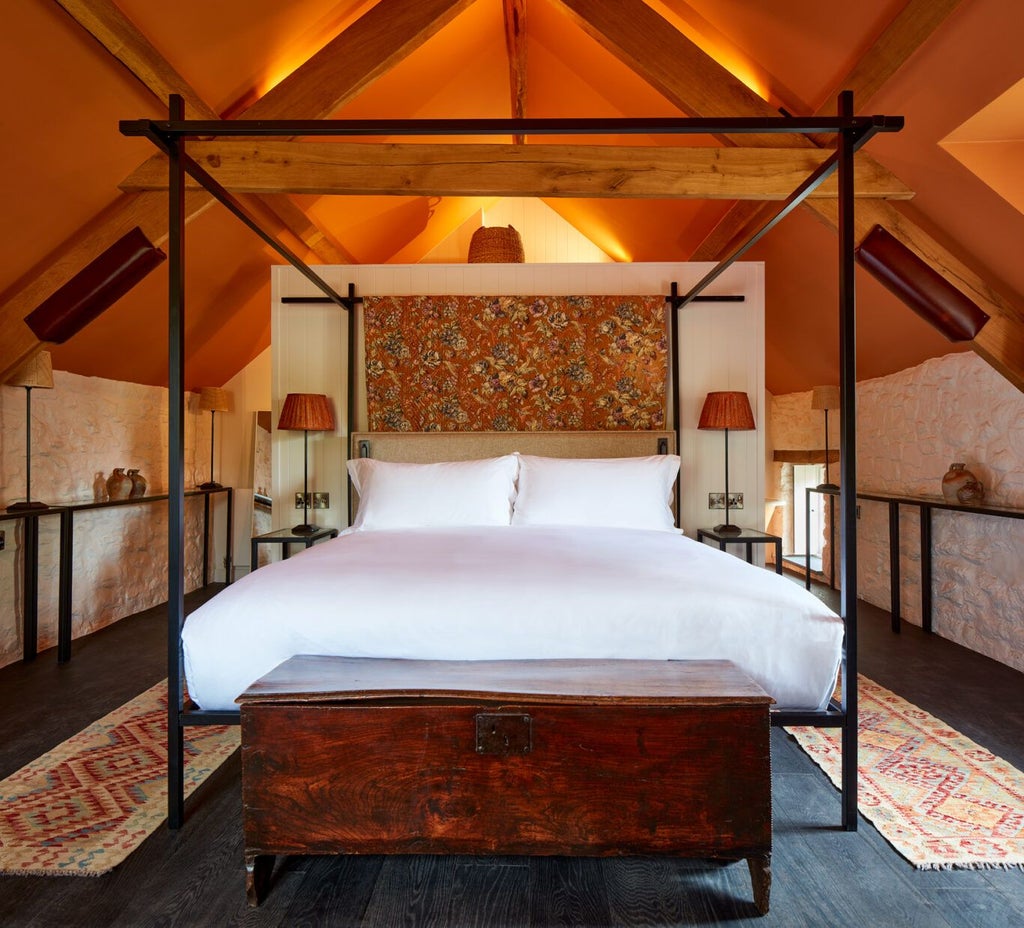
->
[0,0,479,380]
[553,0,1024,390]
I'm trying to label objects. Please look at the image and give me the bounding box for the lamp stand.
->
[199,410,222,490]
[6,387,49,513]
[292,429,318,535]
[714,427,741,535]
[817,408,839,490]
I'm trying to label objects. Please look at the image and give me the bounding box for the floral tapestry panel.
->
[364,295,667,432]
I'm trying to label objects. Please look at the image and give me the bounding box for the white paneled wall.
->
[272,262,765,544]
[422,198,613,264]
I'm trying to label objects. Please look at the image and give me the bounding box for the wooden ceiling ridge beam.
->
[0,0,476,379]
[691,0,965,260]
[119,141,913,200]
[502,0,527,144]
[558,0,1023,388]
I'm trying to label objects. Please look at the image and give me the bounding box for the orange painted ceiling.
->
[3,0,1023,394]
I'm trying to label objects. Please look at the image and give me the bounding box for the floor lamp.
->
[277,393,335,535]
[198,387,231,489]
[698,391,755,535]
[811,385,840,490]
[6,352,55,513]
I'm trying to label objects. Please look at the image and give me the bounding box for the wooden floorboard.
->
[1,583,1023,927]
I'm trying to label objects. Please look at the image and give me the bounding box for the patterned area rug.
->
[0,681,239,876]
[789,676,1024,870]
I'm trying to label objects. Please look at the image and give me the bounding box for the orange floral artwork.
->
[364,295,668,432]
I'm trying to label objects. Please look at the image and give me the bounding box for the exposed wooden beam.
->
[52,0,350,267]
[813,198,1024,391]
[0,191,215,381]
[560,0,1024,389]
[774,450,840,465]
[2,0,474,378]
[812,0,965,122]
[260,194,357,264]
[53,0,212,119]
[555,0,797,149]
[692,0,965,258]
[502,0,527,144]
[120,142,913,199]
[244,0,477,120]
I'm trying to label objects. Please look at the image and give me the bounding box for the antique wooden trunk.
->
[238,655,773,913]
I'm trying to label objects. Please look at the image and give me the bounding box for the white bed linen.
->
[182,526,844,711]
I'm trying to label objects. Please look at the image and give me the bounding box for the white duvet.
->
[182,526,844,711]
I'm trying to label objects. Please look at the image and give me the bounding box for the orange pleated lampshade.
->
[697,391,755,431]
[277,393,335,432]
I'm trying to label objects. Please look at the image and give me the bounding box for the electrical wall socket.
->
[708,492,744,510]
[295,492,330,510]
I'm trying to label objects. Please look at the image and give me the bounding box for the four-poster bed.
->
[120,95,902,855]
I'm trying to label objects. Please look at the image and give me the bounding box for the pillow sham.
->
[511,453,680,531]
[347,455,519,531]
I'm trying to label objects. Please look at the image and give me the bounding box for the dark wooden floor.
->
[1,583,1023,927]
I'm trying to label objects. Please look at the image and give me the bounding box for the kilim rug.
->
[0,681,239,876]
[788,675,1024,870]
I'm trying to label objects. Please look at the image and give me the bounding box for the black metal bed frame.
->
[121,93,902,831]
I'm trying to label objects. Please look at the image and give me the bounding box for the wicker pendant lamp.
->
[468,225,524,263]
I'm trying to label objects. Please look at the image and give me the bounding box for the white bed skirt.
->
[182,526,844,711]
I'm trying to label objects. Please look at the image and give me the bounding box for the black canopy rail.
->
[125,91,903,831]
[121,113,904,140]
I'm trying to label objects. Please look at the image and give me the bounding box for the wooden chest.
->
[238,655,773,913]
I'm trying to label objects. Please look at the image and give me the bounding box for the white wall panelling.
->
[272,262,766,546]
[422,198,614,265]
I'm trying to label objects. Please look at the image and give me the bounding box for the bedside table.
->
[696,527,782,574]
[251,526,339,571]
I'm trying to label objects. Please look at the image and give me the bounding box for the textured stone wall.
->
[771,353,1024,673]
[0,371,208,668]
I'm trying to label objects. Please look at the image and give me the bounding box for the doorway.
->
[782,463,825,573]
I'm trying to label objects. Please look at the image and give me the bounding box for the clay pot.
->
[106,468,132,500]
[941,463,984,506]
[128,468,147,498]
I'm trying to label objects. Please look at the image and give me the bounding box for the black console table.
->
[1,507,66,663]
[251,526,339,570]
[806,486,1024,635]
[696,526,783,574]
[4,486,232,664]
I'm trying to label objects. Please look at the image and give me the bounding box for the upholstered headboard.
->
[350,430,676,464]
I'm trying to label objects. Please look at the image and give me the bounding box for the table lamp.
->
[198,387,231,489]
[5,351,55,512]
[698,391,755,535]
[811,385,840,490]
[277,393,335,534]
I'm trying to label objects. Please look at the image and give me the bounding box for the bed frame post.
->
[166,93,187,830]
[837,90,859,832]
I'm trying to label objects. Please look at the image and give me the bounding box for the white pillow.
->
[512,454,679,531]
[347,455,519,530]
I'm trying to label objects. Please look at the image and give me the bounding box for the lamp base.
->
[291,523,320,535]
[713,523,742,535]
[6,500,49,513]
[816,482,840,491]
[199,480,223,490]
